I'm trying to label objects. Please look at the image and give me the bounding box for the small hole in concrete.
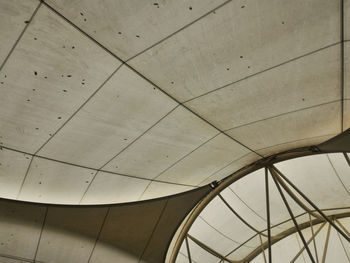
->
[34,71,38,76]
[189,6,192,10]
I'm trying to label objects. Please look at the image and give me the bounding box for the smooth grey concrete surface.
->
[0,186,211,263]
[0,0,349,262]
[0,0,347,205]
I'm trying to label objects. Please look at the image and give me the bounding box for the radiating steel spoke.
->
[309,214,320,263]
[336,230,350,262]
[242,211,350,262]
[271,165,350,242]
[335,218,350,237]
[218,193,267,237]
[185,236,192,263]
[187,234,239,263]
[259,234,268,263]
[290,222,326,263]
[321,223,331,263]
[270,168,322,220]
[270,170,315,263]
[265,167,272,263]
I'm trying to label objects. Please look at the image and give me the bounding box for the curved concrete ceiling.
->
[0,1,350,262]
[0,0,349,205]
[0,186,211,263]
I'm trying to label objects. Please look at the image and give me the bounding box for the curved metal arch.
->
[167,145,350,263]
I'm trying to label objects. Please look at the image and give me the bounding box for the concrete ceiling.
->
[0,0,348,205]
[0,186,211,263]
[0,0,350,262]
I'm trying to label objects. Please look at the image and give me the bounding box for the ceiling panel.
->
[346,0,350,40]
[129,0,340,102]
[139,181,195,201]
[228,234,264,261]
[0,5,121,153]
[197,196,256,245]
[345,42,350,131]
[18,157,95,204]
[257,134,337,157]
[80,171,149,205]
[0,0,38,64]
[229,168,304,227]
[0,186,210,263]
[186,237,220,263]
[0,257,28,263]
[338,217,350,256]
[175,252,191,263]
[156,133,252,185]
[198,152,260,186]
[271,233,306,262]
[275,154,350,209]
[45,0,227,60]
[90,200,166,263]
[345,100,350,130]
[103,106,218,180]
[227,102,341,157]
[0,200,46,259]
[36,206,107,263]
[189,216,239,256]
[345,42,349,100]
[38,65,177,168]
[185,45,341,130]
[323,228,350,262]
[250,254,266,263]
[0,148,31,199]
[220,187,267,232]
[327,153,350,193]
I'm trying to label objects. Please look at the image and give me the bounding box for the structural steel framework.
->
[169,149,350,263]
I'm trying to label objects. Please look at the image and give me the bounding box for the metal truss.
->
[172,151,350,263]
